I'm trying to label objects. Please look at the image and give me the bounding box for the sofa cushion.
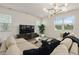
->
[5,36,17,48]
[60,38,72,50]
[70,42,78,55]
[5,44,22,55]
[16,38,27,44]
[0,40,6,55]
[51,44,69,55]
[16,38,38,52]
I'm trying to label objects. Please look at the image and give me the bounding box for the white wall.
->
[0,7,41,41]
[1,6,79,41]
[43,9,79,40]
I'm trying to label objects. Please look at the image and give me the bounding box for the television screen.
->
[19,25,34,34]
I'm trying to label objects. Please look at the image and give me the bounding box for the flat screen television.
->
[19,25,34,34]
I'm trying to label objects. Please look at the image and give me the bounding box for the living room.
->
[0,3,79,55]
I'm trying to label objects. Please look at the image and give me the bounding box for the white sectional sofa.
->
[51,38,78,55]
[0,36,38,55]
[0,36,78,55]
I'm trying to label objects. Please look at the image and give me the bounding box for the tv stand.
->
[16,33,39,40]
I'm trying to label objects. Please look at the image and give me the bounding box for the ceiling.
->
[0,3,79,18]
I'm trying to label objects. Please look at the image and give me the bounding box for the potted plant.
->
[38,24,45,36]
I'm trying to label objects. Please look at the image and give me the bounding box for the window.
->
[0,14,12,32]
[54,17,62,30]
[54,16,75,31]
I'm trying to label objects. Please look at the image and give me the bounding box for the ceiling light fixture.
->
[43,3,68,16]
